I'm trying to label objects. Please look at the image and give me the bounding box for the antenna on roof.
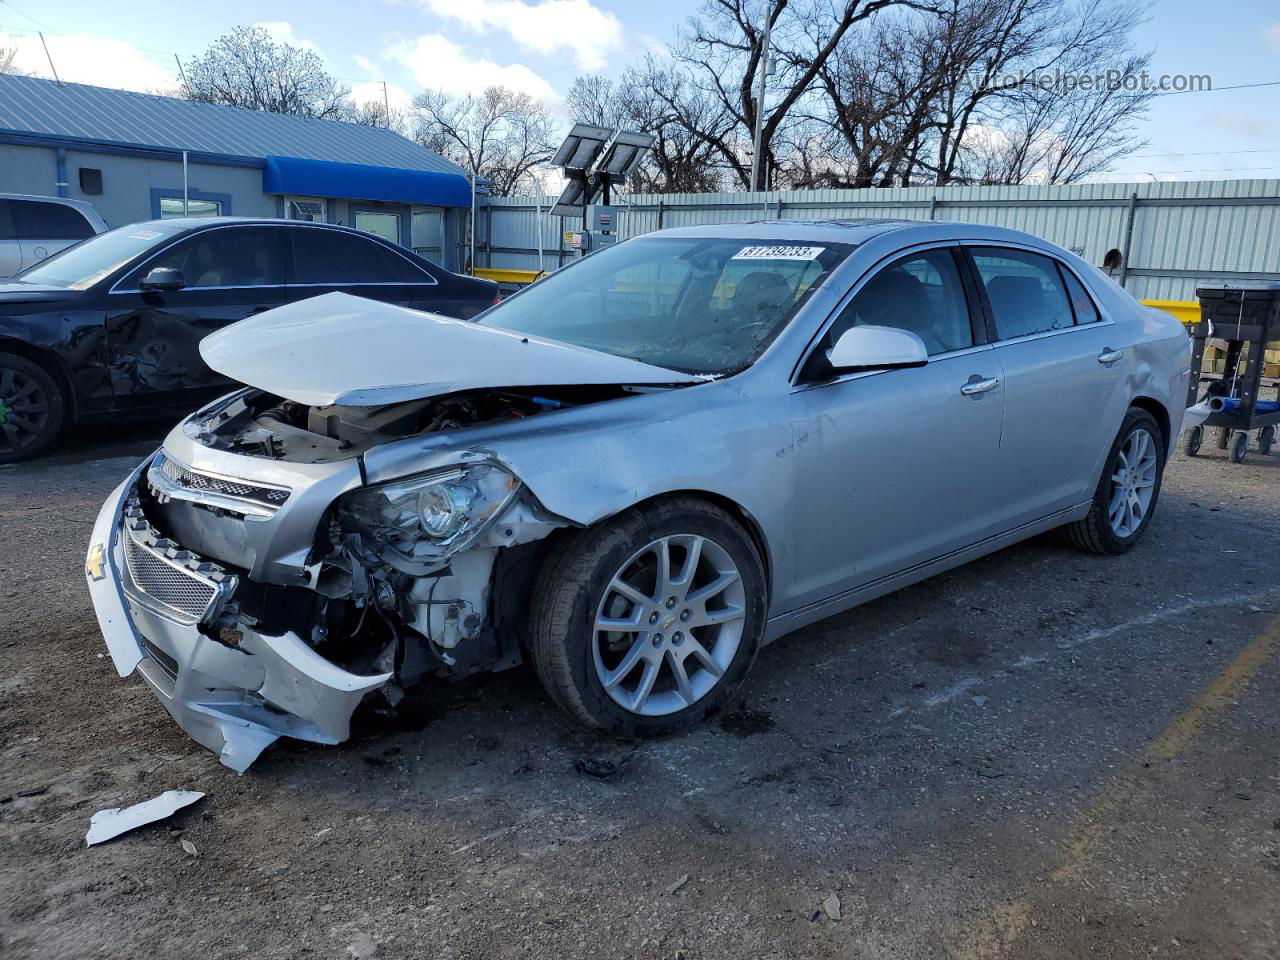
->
[38,32,60,85]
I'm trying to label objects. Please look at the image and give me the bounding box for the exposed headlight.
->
[339,464,520,559]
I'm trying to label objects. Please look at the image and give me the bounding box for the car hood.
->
[199,291,705,406]
[0,282,81,304]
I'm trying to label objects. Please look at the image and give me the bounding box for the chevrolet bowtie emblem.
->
[85,543,107,582]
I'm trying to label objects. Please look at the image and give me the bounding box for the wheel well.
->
[625,490,774,600]
[0,338,76,421]
[1130,396,1170,450]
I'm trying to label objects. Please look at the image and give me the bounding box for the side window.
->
[289,229,433,284]
[11,200,95,241]
[124,228,283,289]
[828,249,974,357]
[1060,266,1101,324]
[971,248,1075,338]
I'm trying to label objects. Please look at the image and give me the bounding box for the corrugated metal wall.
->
[479,179,1280,301]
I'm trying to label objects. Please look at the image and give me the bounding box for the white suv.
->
[0,194,107,278]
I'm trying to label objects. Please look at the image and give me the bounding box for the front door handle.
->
[1098,348,1124,365]
[960,376,1001,396]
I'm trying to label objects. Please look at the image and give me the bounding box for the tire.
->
[529,496,767,738]
[1063,407,1166,555]
[0,352,65,464]
[1184,424,1203,457]
[1257,425,1274,456]
[1230,431,1248,464]
[1216,427,1231,450]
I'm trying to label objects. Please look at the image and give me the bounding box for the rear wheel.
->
[0,352,64,464]
[1230,431,1249,464]
[1257,425,1274,456]
[529,497,766,737]
[1184,424,1203,457]
[1064,408,1165,555]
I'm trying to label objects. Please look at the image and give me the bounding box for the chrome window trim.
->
[107,221,438,295]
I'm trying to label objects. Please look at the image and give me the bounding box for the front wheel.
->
[1184,424,1203,457]
[0,352,65,464]
[1063,408,1165,555]
[529,497,767,738]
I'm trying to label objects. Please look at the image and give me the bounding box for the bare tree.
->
[0,45,21,76]
[341,99,408,134]
[178,26,351,119]
[412,87,557,196]
[674,0,911,190]
[567,61,735,192]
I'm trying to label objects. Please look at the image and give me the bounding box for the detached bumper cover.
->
[85,458,390,772]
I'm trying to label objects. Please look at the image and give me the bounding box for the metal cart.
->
[1185,282,1280,463]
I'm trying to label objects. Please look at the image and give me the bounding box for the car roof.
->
[136,216,369,234]
[0,192,100,212]
[647,217,1068,252]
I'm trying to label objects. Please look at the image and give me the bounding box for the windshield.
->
[476,236,853,374]
[16,222,187,290]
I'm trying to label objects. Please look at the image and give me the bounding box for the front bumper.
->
[85,457,390,772]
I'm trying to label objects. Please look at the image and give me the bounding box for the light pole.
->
[749,1,773,193]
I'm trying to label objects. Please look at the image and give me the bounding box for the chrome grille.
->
[123,527,219,625]
[159,455,289,507]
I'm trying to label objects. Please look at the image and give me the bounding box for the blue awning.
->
[263,155,472,208]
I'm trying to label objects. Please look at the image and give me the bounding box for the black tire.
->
[1216,427,1231,450]
[1257,425,1274,456]
[1184,424,1203,457]
[1063,407,1166,555]
[1230,431,1248,464]
[529,496,767,738]
[0,352,65,464]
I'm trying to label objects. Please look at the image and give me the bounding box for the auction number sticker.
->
[731,245,825,260]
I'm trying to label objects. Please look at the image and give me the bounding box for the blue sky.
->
[1,0,1277,183]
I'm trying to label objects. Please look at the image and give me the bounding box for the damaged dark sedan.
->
[85,220,1189,770]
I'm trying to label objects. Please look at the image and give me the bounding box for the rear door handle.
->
[960,376,1000,396]
[1098,348,1123,365]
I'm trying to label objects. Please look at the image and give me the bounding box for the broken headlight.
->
[338,464,520,558]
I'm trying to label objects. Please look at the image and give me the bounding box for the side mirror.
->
[828,325,928,372]
[139,267,185,292]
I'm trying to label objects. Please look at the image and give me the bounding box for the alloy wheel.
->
[1108,427,1158,538]
[0,366,51,457]
[593,534,746,717]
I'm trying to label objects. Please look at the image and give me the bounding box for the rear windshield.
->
[477,236,853,375]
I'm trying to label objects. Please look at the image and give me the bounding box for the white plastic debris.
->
[1183,401,1212,433]
[85,790,205,846]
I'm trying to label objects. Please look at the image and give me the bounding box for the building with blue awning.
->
[0,74,473,270]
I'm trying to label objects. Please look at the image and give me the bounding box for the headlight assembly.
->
[339,463,520,559]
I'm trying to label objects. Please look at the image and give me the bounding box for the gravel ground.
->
[1,421,1278,960]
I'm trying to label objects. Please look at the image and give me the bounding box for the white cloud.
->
[254,21,320,53]
[388,33,560,102]
[0,31,174,92]
[419,0,624,69]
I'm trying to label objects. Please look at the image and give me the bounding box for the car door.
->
[785,246,1008,610]
[12,197,97,270]
[285,226,460,313]
[103,224,287,411]
[963,245,1131,525]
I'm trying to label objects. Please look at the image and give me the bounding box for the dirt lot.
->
[1,421,1278,960]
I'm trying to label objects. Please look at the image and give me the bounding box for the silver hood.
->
[199,292,703,406]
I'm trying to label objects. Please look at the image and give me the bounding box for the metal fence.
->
[476,179,1280,302]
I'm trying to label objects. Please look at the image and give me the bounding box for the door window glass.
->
[828,249,974,357]
[289,228,432,284]
[1060,266,1101,324]
[971,248,1075,338]
[159,197,222,218]
[124,227,283,289]
[10,199,95,240]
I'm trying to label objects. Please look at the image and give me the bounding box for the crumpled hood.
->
[199,291,704,406]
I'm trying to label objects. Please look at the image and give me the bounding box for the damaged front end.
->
[85,387,579,771]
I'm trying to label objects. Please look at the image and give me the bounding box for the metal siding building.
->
[479,180,1280,301]
[0,74,471,270]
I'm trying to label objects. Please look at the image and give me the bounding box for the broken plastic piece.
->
[85,790,205,846]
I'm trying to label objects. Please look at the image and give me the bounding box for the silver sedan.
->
[85,219,1189,770]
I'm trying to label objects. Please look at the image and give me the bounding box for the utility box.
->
[586,205,619,233]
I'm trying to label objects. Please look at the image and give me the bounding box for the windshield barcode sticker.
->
[732,245,825,261]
